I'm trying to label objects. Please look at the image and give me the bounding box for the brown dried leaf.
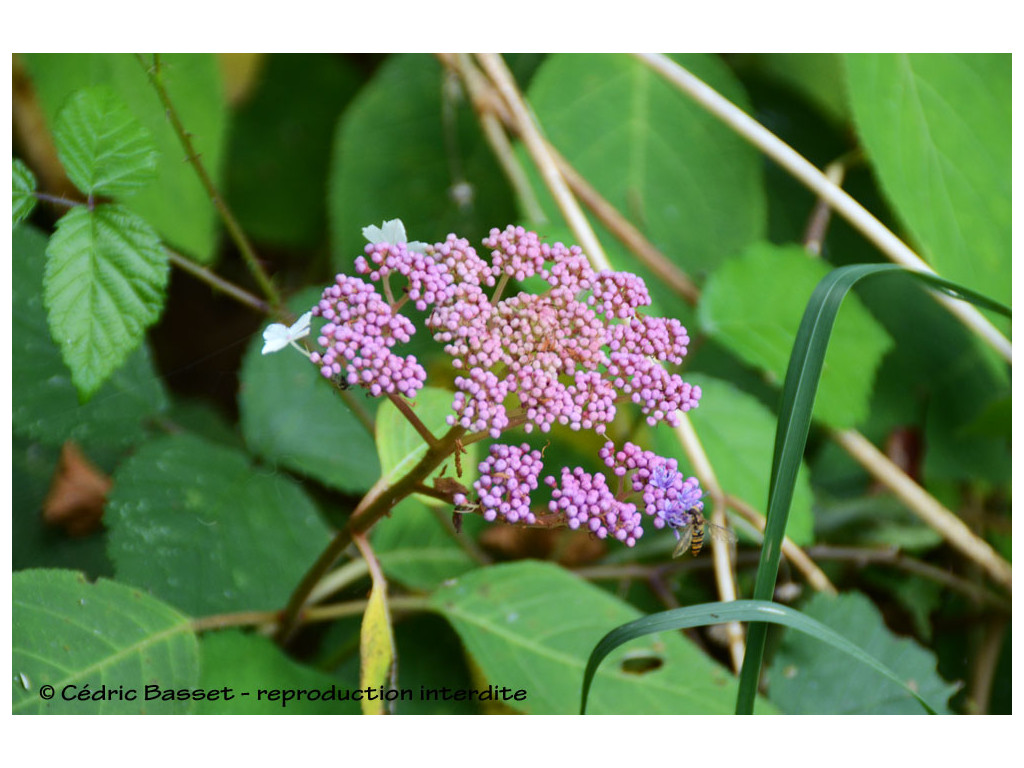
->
[43,442,112,536]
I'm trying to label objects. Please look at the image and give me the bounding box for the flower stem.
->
[135,53,283,313]
[275,424,466,643]
[387,393,439,448]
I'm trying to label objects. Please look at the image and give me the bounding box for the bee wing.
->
[672,524,695,559]
[705,522,738,545]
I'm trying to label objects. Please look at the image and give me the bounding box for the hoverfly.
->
[672,509,737,558]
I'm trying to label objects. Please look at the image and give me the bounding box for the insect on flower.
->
[672,509,737,558]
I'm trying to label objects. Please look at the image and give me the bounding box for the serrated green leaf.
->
[769,592,958,713]
[23,53,227,262]
[14,223,167,455]
[44,204,169,399]
[655,374,815,546]
[240,287,381,494]
[698,242,893,429]
[372,497,477,591]
[195,630,358,714]
[106,433,332,617]
[13,158,37,228]
[430,561,768,714]
[524,53,765,304]
[53,85,158,198]
[13,569,199,714]
[376,386,477,506]
[845,54,1010,312]
[328,53,514,269]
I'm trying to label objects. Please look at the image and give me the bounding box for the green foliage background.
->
[12,53,1010,715]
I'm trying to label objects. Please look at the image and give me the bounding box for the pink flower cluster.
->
[455,440,705,549]
[309,275,426,397]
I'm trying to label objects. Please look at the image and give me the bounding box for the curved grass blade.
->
[581,599,940,715]
[735,264,1010,714]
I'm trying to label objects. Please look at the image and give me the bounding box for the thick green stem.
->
[275,423,466,643]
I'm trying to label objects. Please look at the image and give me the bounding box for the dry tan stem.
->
[473,53,611,271]
[633,52,1010,364]
[831,428,1011,592]
[674,415,745,672]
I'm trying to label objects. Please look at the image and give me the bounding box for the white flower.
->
[362,218,427,254]
[261,311,312,355]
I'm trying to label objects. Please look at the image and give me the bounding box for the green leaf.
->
[13,158,37,227]
[23,53,227,261]
[239,287,381,494]
[13,569,199,714]
[429,560,766,714]
[375,386,477,506]
[106,433,332,617]
[655,374,815,546]
[845,54,1011,311]
[524,53,765,303]
[194,630,358,714]
[52,86,158,198]
[372,497,478,591]
[698,242,893,429]
[328,53,514,269]
[44,204,169,399]
[581,598,943,715]
[769,592,958,713]
[14,223,167,456]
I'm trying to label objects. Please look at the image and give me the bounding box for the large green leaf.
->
[698,242,893,429]
[52,86,158,198]
[768,592,958,713]
[194,630,358,714]
[106,433,332,617]
[655,374,815,545]
[44,204,169,398]
[13,569,199,714]
[328,53,514,269]
[14,224,167,457]
[524,53,766,291]
[13,158,37,227]
[582,598,943,715]
[429,560,766,714]
[23,53,227,261]
[239,287,381,494]
[845,54,1011,310]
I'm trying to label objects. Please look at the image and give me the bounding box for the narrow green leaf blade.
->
[845,54,1011,309]
[735,263,1009,714]
[53,85,158,198]
[13,569,199,714]
[106,433,332,617]
[359,567,396,715]
[44,204,169,399]
[581,599,941,715]
[13,158,37,227]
